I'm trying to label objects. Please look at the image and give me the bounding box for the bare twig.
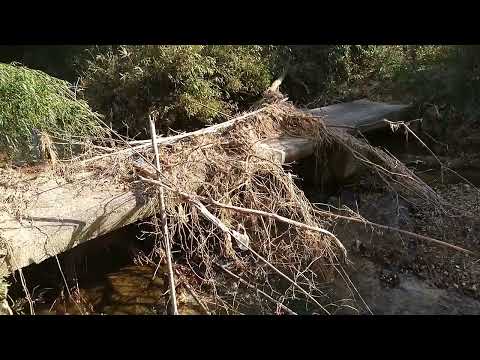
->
[314,208,477,257]
[386,119,445,180]
[215,262,297,315]
[6,245,35,315]
[139,176,347,259]
[54,255,85,315]
[149,114,178,315]
[174,268,211,315]
[421,130,449,151]
[141,186,332,314]
[17,268,34,315]
[82,101,286,164]
[396,120,480,193]
[201,204,329,313]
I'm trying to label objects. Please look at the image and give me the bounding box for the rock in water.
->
[329,148,362,183]
[42,265,210,315]
[361,192,413,230]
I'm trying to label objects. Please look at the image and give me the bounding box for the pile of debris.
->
[1,98,472,315]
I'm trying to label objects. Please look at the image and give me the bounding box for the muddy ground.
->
[318,185,480,315]
[303,126,480,315]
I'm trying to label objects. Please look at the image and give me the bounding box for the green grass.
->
[0,62,104,160]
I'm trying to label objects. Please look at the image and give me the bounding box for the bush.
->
[77,45,480,138]
[0,63,104,160]
[78,45,277,137]
[281,45,351,104]
[363,46,480,124]
[328,45,480,126]
[281,45,454,105]
[442,46,480,121]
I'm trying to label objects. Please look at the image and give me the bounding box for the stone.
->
[329,148,364,184]
[361,193,413,230]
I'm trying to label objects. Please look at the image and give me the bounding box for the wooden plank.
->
[257,99,412,164]
[307,99,411,129]
[0,171,149,277]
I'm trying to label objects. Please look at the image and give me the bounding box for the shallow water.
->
[34,265,207,315]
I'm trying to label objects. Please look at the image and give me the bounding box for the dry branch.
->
[215,263,297,315]
[314,209,477,257]
[140,176,334,314]
[149,114,178,315]
[194,200,330,314]
[139,176,347,259]
[82,101,286,164]
[392,120,480,193]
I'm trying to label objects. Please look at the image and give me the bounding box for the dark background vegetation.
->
[1,45,480,144]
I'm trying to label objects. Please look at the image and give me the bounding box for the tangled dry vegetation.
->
[4,98,472,315]
[75,101,348,314]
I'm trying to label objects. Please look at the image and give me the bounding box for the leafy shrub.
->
[363,46,480,124]
[0,63,104,160]
[282,45,453,104]
[441,46,480,121]
[325,45,480,125]
[78,45,277,137]
[77,44,480,138]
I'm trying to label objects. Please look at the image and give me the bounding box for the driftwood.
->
[257,100,412,166]
[139,176,347,260]
[85,99,411,169]
[173,192,331,314]
[83,102,286,165]
[4,94,474,316]
[2,103,294,277]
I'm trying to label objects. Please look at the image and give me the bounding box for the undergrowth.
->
[77,45,277,137]
[0,62,104,161]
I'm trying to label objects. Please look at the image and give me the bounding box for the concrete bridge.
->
[0,99,411,277]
